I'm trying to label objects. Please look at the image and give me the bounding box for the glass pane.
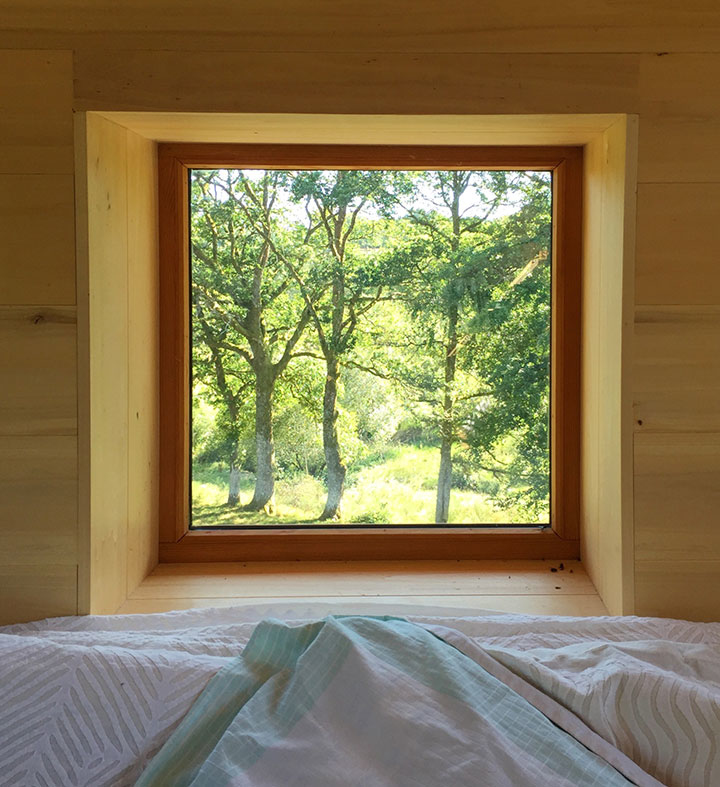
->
[189,169,552,528]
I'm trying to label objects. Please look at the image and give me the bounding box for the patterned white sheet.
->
[1,603,719,787]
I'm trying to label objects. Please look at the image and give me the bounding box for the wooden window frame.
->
[158,144,582,562]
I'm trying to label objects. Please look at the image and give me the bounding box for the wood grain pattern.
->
[0,306,77,436]
[86,114,129,614]
[3,5,719,622]
[0,436,77,565]
[73,52,640,115]
[119,558,606,616]
[0,50,73,174]
[132,559,594,598]
[635,433,720,562]
[157,149,189,544]
[635,560,720,623]
[0,564,77,625]
[579,119,637,616]
[0,174,76,304]
[102,112,622,147]
[635,183,720,305]
[634,307,720,433]
[160,142,583,170]
[639,53,720,121]
[160,531,580,563]
[126,130,160,593]
[0,1,718,54]
[638,119,720,183]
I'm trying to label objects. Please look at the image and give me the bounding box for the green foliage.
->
[190,167,553,525]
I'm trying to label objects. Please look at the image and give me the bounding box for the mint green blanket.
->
[137,616,661,786]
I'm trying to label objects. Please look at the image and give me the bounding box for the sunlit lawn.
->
[191,445,532,527]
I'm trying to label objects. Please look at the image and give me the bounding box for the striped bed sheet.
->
[1,604,718,786]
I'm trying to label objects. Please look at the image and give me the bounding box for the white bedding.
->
[1,603,719,787]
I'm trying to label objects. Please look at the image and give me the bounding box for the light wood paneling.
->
[131,560,595,599]
[0,174,75,304]
[126,131,159,594]
[635,183,720,305]
[579,118,637,615]
[103,112,622,147]
[0,50,73,174]
[635,433,720,562]
[638,119,720,183]
[635,560,720,623]
[77,116,161,612]
[0,306,76,436]
[86,114,129,614]
[0,564,76,625]
[0,436,77,565]
[0,1,718,54]
[1,5,717,623]
[119,559,606,617]
[634,307,720,433]
[74,52,640,114]
[639,54,720,121]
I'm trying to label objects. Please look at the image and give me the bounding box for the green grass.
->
[192,445,540,527]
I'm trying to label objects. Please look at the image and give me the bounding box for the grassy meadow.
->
[191,444,530,527]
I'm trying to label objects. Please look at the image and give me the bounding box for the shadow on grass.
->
[191,503,336,528]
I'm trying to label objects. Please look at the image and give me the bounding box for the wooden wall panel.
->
[86,114,129,613]
[635,183,720,305]
[73,52,640,115]
[639,54,720,121]
[579,119,637,615]
[0,306,77,436]
[0,50,73,174]
[76,118,160,612]
[126,130,160,594]
[635,433,720,564]
[635,560,720,623]
[0,436,77,565]
[0,1,719,54]
[638,119,720,183]
[100,112,623,147]
[631,51,720,620]
[0,49,78,623]
[0,565,77,625]
[634,307,720,433]
[0,174,76,304]
[0,5,718,622]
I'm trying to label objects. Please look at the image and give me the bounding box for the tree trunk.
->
[435,438,452,524]
[435,304,458,524]
[319,359,346,521]
[246,368,276,513]
[227,462,241,506]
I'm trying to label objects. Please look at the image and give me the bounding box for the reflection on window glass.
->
[190,169,552,528]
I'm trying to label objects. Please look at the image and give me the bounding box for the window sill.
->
[117,557,605,617]
[159,527,579,562]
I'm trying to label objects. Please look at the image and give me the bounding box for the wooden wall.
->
[1,2,719,621]
[75,113,159,615]
[0,51,78,624]
[580,119,637,616]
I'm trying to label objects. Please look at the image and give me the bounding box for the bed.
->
[1,602,718,786]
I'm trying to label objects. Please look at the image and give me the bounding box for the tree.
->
[284,170,396,520]
[464,178,553,518]
[191,296,253,504]
[191,169,316,512]
[383,170,551,522]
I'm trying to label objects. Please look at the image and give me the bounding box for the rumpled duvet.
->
[136,616,661,787]
[1,606,718,786]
